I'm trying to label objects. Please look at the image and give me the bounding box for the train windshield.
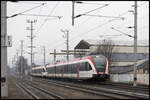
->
[93,56,106,72]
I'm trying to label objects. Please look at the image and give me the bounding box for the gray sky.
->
[7,1,149,67]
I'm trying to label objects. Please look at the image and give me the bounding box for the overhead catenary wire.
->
[34,1,60,35]
[74,4,109,18]
[138,1,148,7]
[70,3,111,32]
[82,14,125,19]
[82,4,109,15]
[36,4,43,21]
[19,14,62,18]
[50,9,131,50]
[75,1,109,5]
[7,3,46,18]
[48,2,110,50]
[51,18,121,49]
[105,2,149,38]
[13,2,46,5]
[69,9,130,43]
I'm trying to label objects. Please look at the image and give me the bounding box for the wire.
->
[75,4,109,18]
[75,1,109,5]
[70,3,111,33]
[19,14,61,18]
[8,3,46,18]
[69,9,132,43]
[34,1,60,35]
[138,1,148,7]
[83,14,125,19]
[83,4,109,15]
[16,2,46,5]
[45,3,111,50]
[36,4,43,21]
[50,9,130,50]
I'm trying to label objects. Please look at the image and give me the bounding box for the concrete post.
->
[1,1,8,97]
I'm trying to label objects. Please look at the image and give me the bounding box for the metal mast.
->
[27,19,37,81]
[133,1,137,86]
[20,40,23,79]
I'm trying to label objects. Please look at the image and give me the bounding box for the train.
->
[31,55,109,81]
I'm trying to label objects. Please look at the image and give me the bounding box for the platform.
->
[1,76,29,99]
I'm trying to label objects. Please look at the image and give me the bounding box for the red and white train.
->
[31,55,109,80]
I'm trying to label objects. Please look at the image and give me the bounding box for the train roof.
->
[32,55,106,69]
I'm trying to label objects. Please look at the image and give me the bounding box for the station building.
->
[74,39,149,67]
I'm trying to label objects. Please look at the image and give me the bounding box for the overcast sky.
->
[7,1,149,67]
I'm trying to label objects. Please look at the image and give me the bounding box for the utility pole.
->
[32,52,37,67]
[27,19,37,81]
[43,46,46,66]
[72,1,75,26]
[66,30,69,61]
[16,49,19,75]
[61,29,69,61]
[133,1,137,86]
[1,1,8,97]
[54,49,56,64]
[20,40,23,79]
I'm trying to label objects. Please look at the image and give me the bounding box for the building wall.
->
[89,45,149,66]
[90,45,149,54]
[113,46,149,53]
[110,74,149,85]
[111,62,134,66]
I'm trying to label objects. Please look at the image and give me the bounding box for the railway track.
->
[13,77,65,99]
[32,77,149,99]
[33,76,149,94]
[97,81,149,92]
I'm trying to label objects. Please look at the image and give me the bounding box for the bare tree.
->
[94,39,115,72]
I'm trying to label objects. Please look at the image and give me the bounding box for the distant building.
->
[18,56,29,75]
[74,39,149,67]
[110,58,149,74]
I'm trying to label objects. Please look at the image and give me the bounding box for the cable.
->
[69,9,132,44]
[71,3,111,32]
[41,2,110,50]
[34,1,60,35]
[74,4,109,18]
[15,2,46,5]
[82,4,109,15]
[46,2,148,50]
[50,9,130,50]
[8,3,46,18]
[75,1,109,5]
[138,1,148,7]
[36,4,43,21]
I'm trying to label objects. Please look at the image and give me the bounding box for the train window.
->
[73,64,77,73]
[58,66,62,74]
[85,62,88,71]
[64,65,68,74]
[47,67,54,74]
[69,64,72,74]
[68,64,71,74]
[89,64,92,70]
[85,62,92,71]
[71,64,75,73]
[80,62,85,71]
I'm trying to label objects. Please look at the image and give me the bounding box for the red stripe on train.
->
[88,56,99,74]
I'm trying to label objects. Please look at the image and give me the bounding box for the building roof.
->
[74,39,149,49]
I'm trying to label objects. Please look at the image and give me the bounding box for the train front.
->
[91,55,109,80]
